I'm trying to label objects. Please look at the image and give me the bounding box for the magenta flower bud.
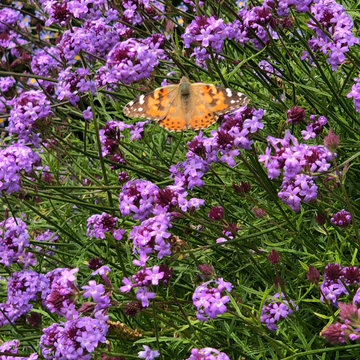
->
[253,207,267,218]
[268,249,280,265]
[233,181,251,195]
[307,265,320,284]
[324,129,340,152]
[208,206,224,220]
[315,212,326,225]
[287,106,306,124]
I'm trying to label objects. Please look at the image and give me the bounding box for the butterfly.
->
[123,77,250,131]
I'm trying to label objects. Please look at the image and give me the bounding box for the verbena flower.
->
[261,292,297,330]
[138,345,160,359]
[331,209,351,227]
[87,212,124,240]
[7,90,53,146]
[40,311,108,360]
[259,130,333,211]
[0,339,38,360]
[192,278,233,321]
[185,347,230,360]
[0,217,34,267]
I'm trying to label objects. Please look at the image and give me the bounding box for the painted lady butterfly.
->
[123,77,250,131]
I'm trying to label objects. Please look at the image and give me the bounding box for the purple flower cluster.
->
[44,267,80,318]
[182,16,227,66]
[129,213,172,259]
[0,339,38,360]
[321,302,360,343]
[185,347,230,360]
[82,279,110,310]
[58,20,120,63]
[0,269,49,326]
[330,209,351,227]
[0,217,34,267]
[347,75,360,113]
[119,179,160,221]
[261,292,297,330]
[57,67,96,105]
[120,264,172,307]
[121,0,165,26]
[259,130,333,211]
[99,120,149,166]
[0,143,41,194]
[192,278,233,321]
[40,311,108,360]
[87,212,125,240]
[301,115,328,140]
[98,35,165,85]
[306,0,359,70]
[319,263,360,305]
[31,47,61,94]
[7,90,53,146]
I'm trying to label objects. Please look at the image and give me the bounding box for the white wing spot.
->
[139,95,145,105]
[138,107,143,112]
[230,100,236,104]
[237,92,243,97]
[128,100,134,106]
[226,88,232,97]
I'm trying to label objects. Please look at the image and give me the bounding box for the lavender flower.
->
[98,36,165,85]
[119,179,159,221]
[0,339,38,360]
[0,217,34,267]
[192,278,233,321]
[347,75,360,112]
[87,212,123,240]
[57,67,96,105]
[260,292,297,330]
[259,130,333,211]
[138,345,160,360]
[40,311,108,360]
[306,0,359,70]
[185,347,230,360]
[7,90,53,146]
[301,115,327,140]
[0,269,49,326]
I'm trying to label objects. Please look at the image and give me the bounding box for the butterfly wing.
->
[123,84,179,121]
[191,83,250,115]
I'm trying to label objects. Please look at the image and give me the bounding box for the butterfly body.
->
[123,77,250,131]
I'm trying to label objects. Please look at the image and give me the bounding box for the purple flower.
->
[7,90,53,146]
[57,67,96,105]
[82,280,105,302]
[185,347,230,360]
[347,75,360,112]
[40,311,108,360]
[0,217,34,267]
[261,292,297,330]
[0,339,38,360]
[301,115,327,140]
[138,345,160,360]
[331,209,351,227]
[0,77,15,92]
[87,212,120,239]
[98,36,165,85]
[259,130,333,211]
[83,106,93,120]
[182,16,227,65]
[306,0,359,70]
[192,278,233,321]
[119,179,159,221]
